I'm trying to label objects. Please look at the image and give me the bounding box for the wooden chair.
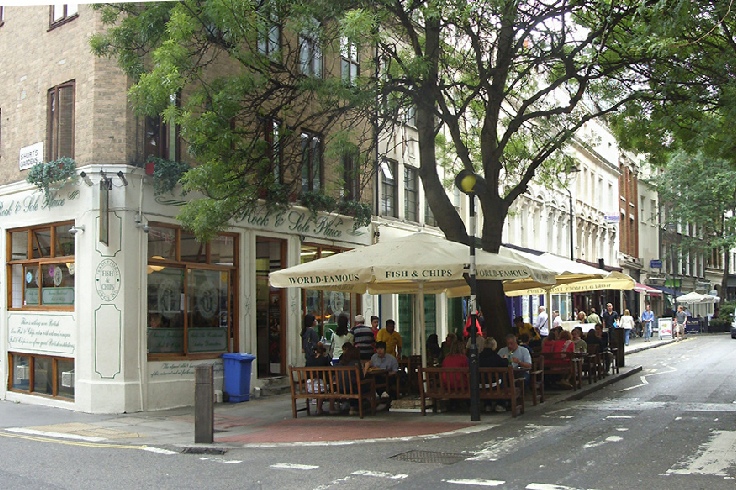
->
[580,344,604,384]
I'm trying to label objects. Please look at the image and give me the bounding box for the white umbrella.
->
[677,291,718,304]
[269,232,556,366]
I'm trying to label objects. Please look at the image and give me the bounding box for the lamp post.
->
[455,169,480,422]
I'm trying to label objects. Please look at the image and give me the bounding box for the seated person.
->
[571,326,587,353]
[337,342,365,415]
[426,334,442,365]
[439,332,457,364]
[441,340,469,390]
[497,334,532,371]
[367,341,398,405]
[478,337,507,368]
[518,333,533,355]
[305,343,332,415]
[542,330,576,388]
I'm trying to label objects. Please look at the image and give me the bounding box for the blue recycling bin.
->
[222,353,256,402]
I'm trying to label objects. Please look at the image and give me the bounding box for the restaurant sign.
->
[7,312,76,355]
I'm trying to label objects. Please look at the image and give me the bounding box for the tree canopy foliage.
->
[92,0,686,336]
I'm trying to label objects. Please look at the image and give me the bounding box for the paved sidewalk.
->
[0,335,676,450]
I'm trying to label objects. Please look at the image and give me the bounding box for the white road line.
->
[469,424,559,461]
[605,415,633,419]
[199,457,242,464]
[527,484,598,490]
[443,479,505,486]
[271,463,319,470]
[583,435,623,449]
[5,427,107,442]
[142,447,178,455]
[351,470,407,479]
[667,430,736,476]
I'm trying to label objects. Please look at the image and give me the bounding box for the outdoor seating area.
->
[417,366,526,417]
[288,365,377,419]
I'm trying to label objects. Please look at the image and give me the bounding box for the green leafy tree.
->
[92,0,678,338]
[610,1,736,301]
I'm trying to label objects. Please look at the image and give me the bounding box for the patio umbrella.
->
[676,291,718,304]
[269,232,556,366]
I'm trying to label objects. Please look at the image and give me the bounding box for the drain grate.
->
[392,450,465,464]
[181,447,228,455]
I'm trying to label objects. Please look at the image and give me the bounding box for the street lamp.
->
[455,169,481,422]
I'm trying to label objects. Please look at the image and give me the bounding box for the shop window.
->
[300,244,358,338]
[50,4,78,29]
[7,223,76,309]
[9,353,74,399]
[47,81,75,161]
[146,224,238,358]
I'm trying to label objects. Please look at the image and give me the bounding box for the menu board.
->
[657,318,673,340]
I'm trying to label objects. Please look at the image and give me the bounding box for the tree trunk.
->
[477,280,513,343]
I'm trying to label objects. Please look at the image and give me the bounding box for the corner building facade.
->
[0,5,371,413]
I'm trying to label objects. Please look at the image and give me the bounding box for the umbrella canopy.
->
[497,250,609,297]
[676,291,719,304]
[269,232,556,294]
[503,271,635,297]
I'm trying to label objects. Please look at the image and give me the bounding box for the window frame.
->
[257,0,280,58]
[7,222,76,311]
[46,80,75,161]
[298,18,323,77]
[300,131,322,193]
[8,352,75,399]
[342,151,360,201]
[49,4,78,29]
[146,224,239,360]
[144,93,181,162]
[340,36,359,85]
[0,6,5,28]
[380,158,398,217]
[404,165,419,222]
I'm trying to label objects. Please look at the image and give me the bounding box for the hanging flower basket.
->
[26,157,78,204]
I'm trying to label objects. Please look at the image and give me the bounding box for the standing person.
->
[675,305,687,341]
[586,307,602,327]
[370,315,380,337]
[352,314,375,360]
[552,310,563,329]
[330,314,353,362]
[535,306,549,340]
[301,314,320,364]
[376,319,403,359]
[619,309,635,346]
[601,303,619,333]
[641,304,655,342]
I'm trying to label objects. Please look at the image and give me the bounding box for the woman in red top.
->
[441,341,469,392]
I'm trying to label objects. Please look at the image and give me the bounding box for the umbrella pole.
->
[419,282,426,369]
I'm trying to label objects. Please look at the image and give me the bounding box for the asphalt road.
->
[1,335,734,489]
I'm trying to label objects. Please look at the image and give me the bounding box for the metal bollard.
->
[194,364,214,444]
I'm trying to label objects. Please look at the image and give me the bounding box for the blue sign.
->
[650,259,662,269]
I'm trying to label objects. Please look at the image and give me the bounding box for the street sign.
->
[650,259,662,269]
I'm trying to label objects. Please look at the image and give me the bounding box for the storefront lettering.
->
[7,314,76,355]
[0,190,79,217]
[237,207,364,239]
[149,361,224,378]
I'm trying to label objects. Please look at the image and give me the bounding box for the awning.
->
[634,283,663,295]
[652,285,676,296]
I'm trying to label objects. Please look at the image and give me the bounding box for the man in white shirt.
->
[552,310,563,329]
[535,306,549,339]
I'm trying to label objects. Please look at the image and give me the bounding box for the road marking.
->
[469,424,559,461]
[605,415,633,419]
[527,484,598,490]
[667,430,736,476]
[351,470,407,479]
[0,430,174,455]
[270,463,319,470]
[6,427,107,442]
[443,479,505,486]
[199,456,242,464]
[583,435,623,449]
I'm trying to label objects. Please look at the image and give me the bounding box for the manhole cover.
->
[392,450,465,464]
[650,394,678,402]
[181,447,227,455]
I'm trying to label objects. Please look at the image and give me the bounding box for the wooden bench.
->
[417,366,525,417]
[289,365,376,419]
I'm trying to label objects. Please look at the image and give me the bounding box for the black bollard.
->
[194,364,214,443]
